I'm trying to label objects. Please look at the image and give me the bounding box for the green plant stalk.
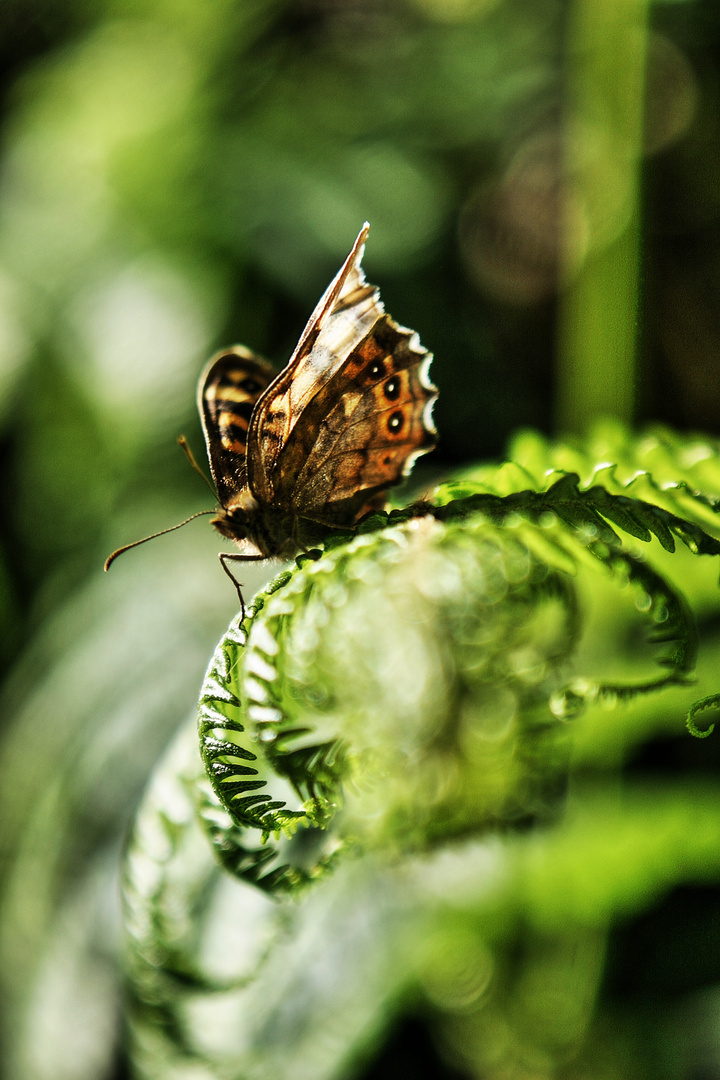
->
[557,0,650,432]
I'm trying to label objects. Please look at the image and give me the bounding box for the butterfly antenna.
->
[178,435,218,499]
[104,509,216,572]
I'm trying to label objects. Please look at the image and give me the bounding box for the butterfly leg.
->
[219,552,267,621]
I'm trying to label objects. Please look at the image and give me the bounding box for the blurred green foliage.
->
[2,1,720,1079]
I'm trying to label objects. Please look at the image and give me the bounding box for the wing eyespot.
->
[368,360,385,381]
[383,376,401,401]
[387,410,405,434]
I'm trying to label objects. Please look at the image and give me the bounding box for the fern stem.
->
[557,0,650,433]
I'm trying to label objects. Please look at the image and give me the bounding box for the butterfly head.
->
[211,488,258,540]
[210,488,286,559]
[211,508,245,542]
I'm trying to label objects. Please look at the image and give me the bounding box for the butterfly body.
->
[209,493,325,560]
[199,223,437,589]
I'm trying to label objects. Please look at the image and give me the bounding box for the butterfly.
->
[106,224,437,605]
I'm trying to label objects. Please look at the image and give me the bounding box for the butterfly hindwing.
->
[273,313,437,523]
[199,346,275,507]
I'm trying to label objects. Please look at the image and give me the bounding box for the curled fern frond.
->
[197,453,720,884]
[686,695,720,739]
[195,425,720,891]
[198,514,586,889]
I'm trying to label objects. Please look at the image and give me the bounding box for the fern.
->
[193,426,720,893]
[126,425,720,1080]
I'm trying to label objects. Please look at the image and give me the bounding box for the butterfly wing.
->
[198,346,276,507]
[273,312,437,525]
[247,223,383,504]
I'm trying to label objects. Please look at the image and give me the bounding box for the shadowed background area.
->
[1,2,720,1079]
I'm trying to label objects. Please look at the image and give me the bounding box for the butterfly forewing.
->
[273,313,437,522]
[248,223,383,504]
[199,346,275,506]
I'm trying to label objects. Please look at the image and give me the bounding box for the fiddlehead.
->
[125,426,720,1080]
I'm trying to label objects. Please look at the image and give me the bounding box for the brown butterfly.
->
[106,224,437,603]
